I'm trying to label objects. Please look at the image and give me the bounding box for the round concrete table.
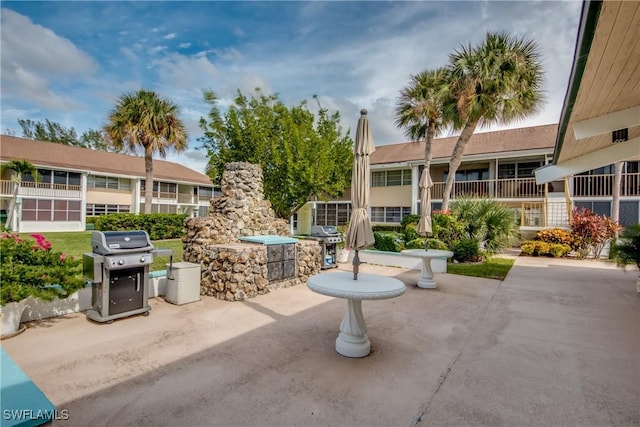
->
[401,249,454,289]
[307,272,406,358]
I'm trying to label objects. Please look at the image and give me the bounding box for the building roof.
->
[0,135,213,186]
[536,1,640,184]
[370,123,557,165]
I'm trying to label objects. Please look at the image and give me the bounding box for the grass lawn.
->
[20,231,183,272]
[447,257,515,281]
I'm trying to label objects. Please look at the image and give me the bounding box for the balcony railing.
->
[0,180,82,198]
[430,177,546,200]
[573,172,640,197]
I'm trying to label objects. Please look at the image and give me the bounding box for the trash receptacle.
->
[165,262,201,305]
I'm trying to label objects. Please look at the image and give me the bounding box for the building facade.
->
[297,124,639,234]
[0,136,216,233]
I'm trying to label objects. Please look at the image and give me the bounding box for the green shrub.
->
[372,224,403,233]
[432,212,466,249]
[403,222,420,243]
[405,238,426,249]
[549,243,572,258]
[610,224,640,270]
[452,238,481,262]
[373,231,405,252]
[1,233,85,305]
[95,213,187,240]
[521,240,563,257]
[400,214,421,230]
[426,238,449,250]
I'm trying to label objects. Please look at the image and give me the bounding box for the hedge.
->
[94,213,187,240]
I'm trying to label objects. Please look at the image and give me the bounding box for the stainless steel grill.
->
[83,230,171,323]
[309,226,342,269]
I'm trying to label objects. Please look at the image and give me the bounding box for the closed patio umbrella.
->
[346,109,376,280]
[417,168,433,240]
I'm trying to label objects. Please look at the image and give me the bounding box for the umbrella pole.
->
[352,249,361,280]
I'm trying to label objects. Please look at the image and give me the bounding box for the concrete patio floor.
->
[1,255,639,426]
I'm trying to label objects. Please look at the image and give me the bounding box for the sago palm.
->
[441,32,544,211]
[104,90,188,213]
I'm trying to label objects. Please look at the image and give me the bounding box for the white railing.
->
[573,172,640,197]
[431,177,545,200]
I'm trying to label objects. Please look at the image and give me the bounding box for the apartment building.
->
[297,123,639,234]
[0,136,216,233]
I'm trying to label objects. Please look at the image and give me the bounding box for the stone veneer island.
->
[182,162,321,301]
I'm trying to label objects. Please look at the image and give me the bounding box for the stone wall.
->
[197,241,320,301]
[183,162,321,301]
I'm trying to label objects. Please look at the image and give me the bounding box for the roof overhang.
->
[535,0,640,184]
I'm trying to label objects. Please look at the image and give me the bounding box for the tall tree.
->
[395,67,451,186]
[199,89,353,218]
[16,118,122,152]
[18,118,80,146]
[441,32,544,211]
[104,89,188,213]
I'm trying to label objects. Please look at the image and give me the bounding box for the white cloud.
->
[0,8,96,110]
[179,42,192,49]
[163,32,177,40]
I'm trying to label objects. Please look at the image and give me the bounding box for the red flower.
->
[60,253,67,262]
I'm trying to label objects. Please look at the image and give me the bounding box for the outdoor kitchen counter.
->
[307,271,405,358]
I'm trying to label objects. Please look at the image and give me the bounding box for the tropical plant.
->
[199,89,353,218]
[1,159,40,182]
[395,67,451,188]
[441,32,544,211]
[0,233,85,306]
[450,198,516,254]
[104,89,188,213]
[535,228,575,246]
[431,211,466,249]
[570,207,621,259]
[609,224,640,271]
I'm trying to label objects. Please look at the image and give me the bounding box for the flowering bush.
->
[0,233,85,305]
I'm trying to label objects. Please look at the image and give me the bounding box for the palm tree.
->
[1,159,40,182]
[441,32,544,211]
[104,90,188,213]
[395,67,451,182]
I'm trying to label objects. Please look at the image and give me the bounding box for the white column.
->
[411,165,420,214]
[80,173,88,230]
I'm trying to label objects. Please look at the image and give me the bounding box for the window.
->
[371,170,411,187]
[88,175,131,190]
[141,181,177,198]
[498,161,541,179]
[315,203,351,226]
[86,204,131,216]
[370,207,411,223]
[138,203,178,214]
[22,169,81,187]
[22,199,80,221]
[445,168,489,181]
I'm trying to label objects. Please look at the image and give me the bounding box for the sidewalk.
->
[1,255,638,426]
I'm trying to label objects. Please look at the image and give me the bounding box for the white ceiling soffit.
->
[572,106,640,140]
[535,136,640,184]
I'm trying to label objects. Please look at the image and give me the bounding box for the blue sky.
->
[1,1,582,173]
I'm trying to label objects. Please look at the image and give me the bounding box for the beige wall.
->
[296,204,313,235]
[370,185,412,207]
[86,189,133,205]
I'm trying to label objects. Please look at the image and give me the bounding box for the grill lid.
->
[311,226,339,237]
[92,230,154,255]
